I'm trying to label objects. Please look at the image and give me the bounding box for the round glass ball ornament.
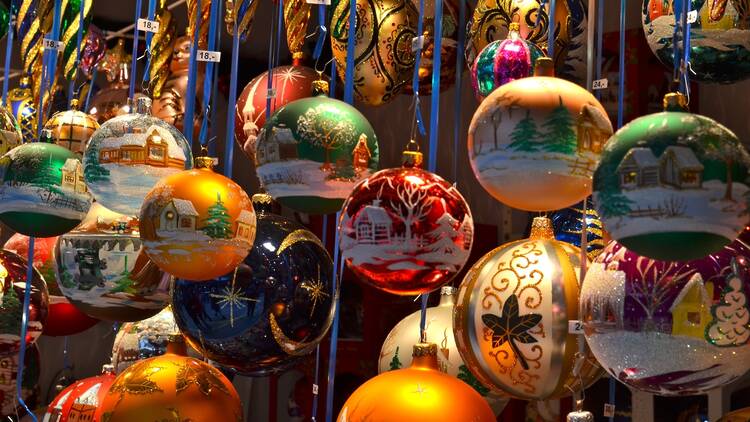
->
[379,286,509,415]
[0,106,22,155]
[41,99,100,154]
[8,75,37,143]
[338,343,496,422]
[255,79,379,215]
[581,232,750,395]
[87,39,138,124]
[111,306,184,373]
[454,217,601,400]
[551,197,608,260]
[140,157,256,281]
[593,92,749,261]
[468,58,613,212]
[83,96,193,216]
[0,345,40,419]
[44,364,116,422]
[172,193,335,375]
[339,146,473,295]
[0,142,92,237]
[642,0,750,84]
[55,202,169,322]
[0,250,48,355]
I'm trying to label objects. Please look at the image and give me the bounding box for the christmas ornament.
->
[55,202,169,322]
[0,3,8,39]
[256,79,379,215]
[551,197,607,259]
[0,250,48,355]
[582,233,750,395]
[84,96,193,216]
[379,287,509,414]
[330,0,417,105]
[719,407,750,422]
[60,0,93,81]
[284,0,312,60]
[454,217,601,400]
[642,0,750,84]
[44,364,116,422]
[235,65,322,160]
[172,193,334,375]
[471,22,544,101]
[225,0,259,42]
[8,75,37,143]
[151,35,203,133]
[96,335,243,422]
[339,144,472,294]
[466,0,588,82]
[147,4,176,98]
[140,156,256,281]
[593,92,749,261]
[88,39,138,124]
[79,24,106,78]
[41,99,100,154]
[0,344,40,419]
[338,342,496,422]
[3,234,98,336]
[0,106,22,155]
[567,408,594,422]
[0,142,92,237]
[467,57,612,212]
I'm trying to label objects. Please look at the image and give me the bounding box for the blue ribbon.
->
[208,12,221,156]
[312,4,327,61]
[67,0,86,103]
[410,0,426,137]
[223,24,240,175]
[84,66,97,111]
[451,0,465,181]
[330,61,336,97]
[18,236,37,421]
[617,0,626,129]
[142,0,157,85]
[324,211,343,422]
[594,0,603,101]
[36,0,63,139]
[198,0,221,147]
[547,0,556,58]
[343,0,356,104]
[672,0,690,95]
[183,0,202,145]
[310,214,329,421]
[265,0,284,120]
[426,0,443,174]
[129,0,143,100]
[2,11,14,106]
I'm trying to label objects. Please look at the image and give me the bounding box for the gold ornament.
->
[148,0,176,98]
[0,107,23,155]
[88,40,137,123]
[225,0,259,41]
[8,76,37,143]
[284,0,312,60]
[41,98,99,153]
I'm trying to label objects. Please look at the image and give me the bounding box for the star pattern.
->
[209,269,258,327]
[413,383,427,398]
[301,265,330,317]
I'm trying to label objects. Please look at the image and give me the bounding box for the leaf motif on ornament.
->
[109,361,164,399]
[175,360,230,397]
[482,294,542,371]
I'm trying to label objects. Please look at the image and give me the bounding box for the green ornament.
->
[0,3,9,41]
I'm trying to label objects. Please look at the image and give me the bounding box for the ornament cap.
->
[534,57,555,77]
[40,128,54,143]
[69,98,79,110]
[663,92,688,111]
[167,333,188,356]
[312,79,329,96]
[194,156,216,170]
[19,76,30,86]
[402,139,423,168]
[440,285,456,296]
[135,96,152,114]
[529,216,554,240]
[439,286,457,306]
[508,22,520,32]
[102,364,115,374]
[411,342,439,370]
[252,192,280,214]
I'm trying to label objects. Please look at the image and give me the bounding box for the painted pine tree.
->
[706,261,750,346]
[594,152,634,218]
[507,110,540,152]
[35,156,63,201]
[112,254,136,294]
[203,193,232,239]
[457,364,490,396]
[388,346,403,370]
[0,287,22,337]
[541,96,577,155]
[83,140,110,182]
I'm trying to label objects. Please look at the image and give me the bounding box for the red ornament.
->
[339,147,474,295]
[45,365,116,422]
[0,250,48,355]
[3,234,98,336]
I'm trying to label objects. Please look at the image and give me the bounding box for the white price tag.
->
[592,78,609,90]
[411,35,424,52]
[603,403,615,417]
[42,38,64,52]
[312,384,319,395]
[568,320,584,334]
[197,50,221,63]
[137,18,160,33]
[306,0,331,4]
[687,10,698,24]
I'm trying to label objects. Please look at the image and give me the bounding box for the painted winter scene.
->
[581,242,750,395]
[83,114,192,216]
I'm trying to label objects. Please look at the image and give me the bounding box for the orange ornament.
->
[337,343,496,422]
[97,335,243,422]
[140,157,256,281]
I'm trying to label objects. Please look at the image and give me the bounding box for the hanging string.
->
[223,3,243,176]
[265,0,284,119]
[198,0,220,147]
[142,0,157,86]
[409,0,427,138]
[310,213,329,421]
[329,61,336,97]
[547,0,556,59]
[342,0,356,104]
[183,0,202,145]
[324,211,344,422]
[84,66,97,111]
[450,0,465,182]
[594,0,604,101]
[67,0,87,103]
[672,0,690,97]
[128,0,143,100]
[208,12,222,156]
[36,0,64,139]
[2,10,14,105]
[426,0,443,174]
[17,236,37,421]
[312,4,327,61]
[616,0,626,130]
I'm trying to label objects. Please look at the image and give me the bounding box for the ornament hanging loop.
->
[402,139,423,168]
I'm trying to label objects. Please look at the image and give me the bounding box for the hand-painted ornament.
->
[235,65,322,160]
[471,22,544,101]
[151,35,203,133]
[339,146,472,294]
[84,96,193,216]
[96,335,243,422]
[256,79,379,215]
[0,142,92,237]
[551,197,607,259]
[60,0,93,81]
[338,342,496,422]
[44,364,116,422]
[55,202,169,322]
[454,217,601,400]
[593,93,749,261]
[41,99,100,154]
[3,234,98,336]
[379,287,509,414]
[642,0,750,84]
[8,75,37,143]
[79,24,106,78]
[581,232,750,395]
[330,0,418,105]
[0,344,40,419]
[0,250,48,355]
[468,58,613,212]
[88,39,138,124]
[283,0,312,60]
[172,193,334,375]
[140,157,256,281]
[0,106,23,155]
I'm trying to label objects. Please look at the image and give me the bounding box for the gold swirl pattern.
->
[283,0,311,58]
[276,229,325,256]
[62,0,93,80]
[187,0,211,48]
[148,5,176,98]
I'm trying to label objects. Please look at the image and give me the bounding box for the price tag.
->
[687,10,698,24]
[197,50,221,63]
[411,35,424,52]
[306,0,331,4]
[592,78,609,90]
[137,18,160,33]
[568,320,584,334]
[603,403,615,418]
[42,38,64,52]
[312,384,319,395]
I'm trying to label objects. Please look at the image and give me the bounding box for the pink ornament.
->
[80,25,106,78]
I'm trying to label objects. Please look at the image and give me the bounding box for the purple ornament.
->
[581,229,750,396]
[80,25,106,78]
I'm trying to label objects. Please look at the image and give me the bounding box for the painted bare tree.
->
[385,177,436,248]
[297,104,357,171]
[699,128,750,201]
[630,257,695,330]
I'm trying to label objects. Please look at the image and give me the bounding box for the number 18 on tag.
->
[197,50,221,63]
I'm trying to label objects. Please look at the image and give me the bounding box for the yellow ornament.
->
[41,99,100,154]
[0,107,22,155]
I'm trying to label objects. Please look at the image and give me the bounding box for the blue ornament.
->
[550,197,607,259]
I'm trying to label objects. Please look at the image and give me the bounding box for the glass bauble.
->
[642,0,750,84]
[88,39,140,124]
[44,365,116,422]
[593,93,749,261]
[255,81,379,215]
[140,159,256,281]
[79,24,106,78]
[581,232,750,395]
[471,22,544,101]
[0,345,40,419]
[41,99,100,154]
[83,96,193,216]
[468,58,612,212]
[551,197,608,260]
[0,106,22,155]
[151,35,203,133]
[330,0,417,105]
[235,65,322,160]
[172,193,335,376]
[96,337,243,422]
[338,343,496,422]
[8,76,37,144]
[55,202,169,322]
[466,0,588,82]
[0,250,48,355]
[379,287,509,415]
[4,234,98,336]
[0,143,92,237]
[339,151,472,294]
[454,217,601,400]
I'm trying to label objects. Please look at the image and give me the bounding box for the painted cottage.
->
[256,125,298,164]
[354,200,392,244]
[159,199,199,231]
[99,126,184,169]
[670,273,714,339]
[235,209,256,242]
[352,134,372,172]
[617,147,659,189]
[659,145,703,189]
[61,158,88,194]
[576,104,610,154]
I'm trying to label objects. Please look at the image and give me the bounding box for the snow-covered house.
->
[271,125,298,160]
[61,158,87,194]
[235,209,256,242]
[617,147,659,189]
[659,145,703,189]
[352,134,372,172]
[460,217,473,250]
[576,104,610,154]
[159,199,199,232]
[669,273,714,339]
[354,200,392,244]
[99,126,184,169]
